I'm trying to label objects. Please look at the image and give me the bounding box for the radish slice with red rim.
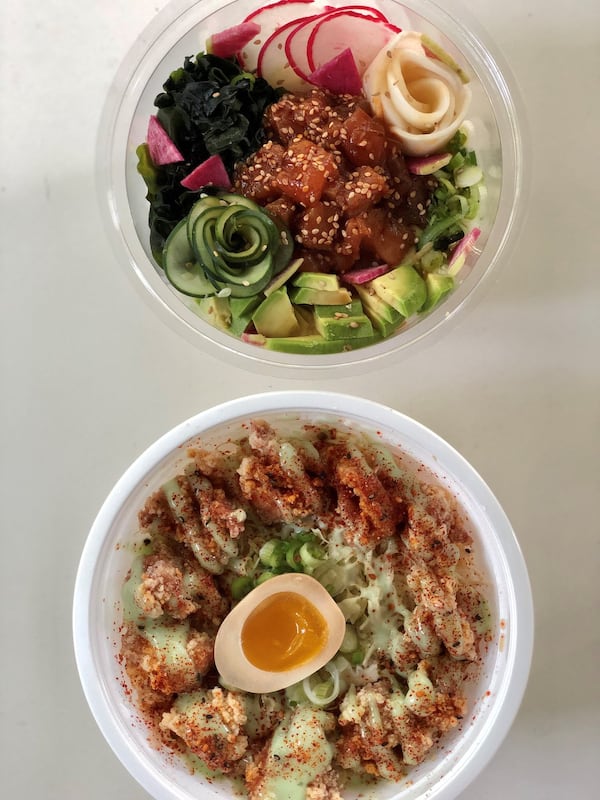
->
[257,17,317,91]
[327,5,388,21]
[341,264,392,284]
[307,10,400,75]
[447,227,481,276]
[238,0,319,72]
[284,5,385,80]
[285,13,327,80]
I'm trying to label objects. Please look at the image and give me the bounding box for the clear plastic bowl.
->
[96,0,528,374]
[73,391,533,800]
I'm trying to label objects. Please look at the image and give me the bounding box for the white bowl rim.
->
[73,390,534,800]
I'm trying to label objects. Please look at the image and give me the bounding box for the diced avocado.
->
[195,295,232,330]
[354,284,405,337]
[315,312,374,341]
[292,272,341,291]
[252,287,300,338]
[313,299,363,318]
[294,305,318,335]
[363,307,403,338]
[354,285,403,324]
[370,265,427,317]
[245,333,379,354]
[289,286,353,306]
[229,295,263,336]
[421,273,454,312]
[230,295,263,317]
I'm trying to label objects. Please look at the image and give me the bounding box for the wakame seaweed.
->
[137,53,283,265]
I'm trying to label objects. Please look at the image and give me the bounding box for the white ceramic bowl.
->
[73,391,533,800]
[96,0,528,374]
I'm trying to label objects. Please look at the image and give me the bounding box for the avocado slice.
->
[354,284,405,337]
[292,272,342,291]
[252,287,300,338]
[294,305,318,335]
[315,312,374,341]
[370,265,427,318]
[289,286,353,306]
[313,299,363,318]
[354,285,402,323]
[244,333,379,354]
[229,295,263,336]
[195,295,232,330]
[422,273,455,312]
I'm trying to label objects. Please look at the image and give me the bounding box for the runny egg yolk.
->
[241,591,328,672]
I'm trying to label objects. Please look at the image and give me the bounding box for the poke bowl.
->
[73,391,533,800]
[97,0,527,372]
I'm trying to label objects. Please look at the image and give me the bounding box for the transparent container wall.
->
[100,0,525,369]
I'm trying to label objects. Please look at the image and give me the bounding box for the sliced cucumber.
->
[271,218,294,274]
[163,219,215,297]
[214,206,264,264]
[217,192,261,211]
[191,213,273,289]
[186,194,223,244]
[188,195,286,296]
[162,192,293,303]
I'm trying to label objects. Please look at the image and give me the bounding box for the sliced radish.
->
[447,227,481,277]
[147,116,184,166]
[341,263,392,284]
[285,4,392,81]
[180,155,231,190]
[406,153,452,175]
[308,48,362,95]
[257,17,317,91]
[307,10,400,75]
[284,13,327,80]
[238,0,321,72]
[332,5,389,21]
[206,22,261,58]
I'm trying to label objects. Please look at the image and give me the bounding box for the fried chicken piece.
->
[160,688,248,773]
[237,420,325,524]
[320,442,403,545]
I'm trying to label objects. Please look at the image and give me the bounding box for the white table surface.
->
[1,0,599,796]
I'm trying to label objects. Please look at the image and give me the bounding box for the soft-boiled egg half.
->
[214,573,346,693]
